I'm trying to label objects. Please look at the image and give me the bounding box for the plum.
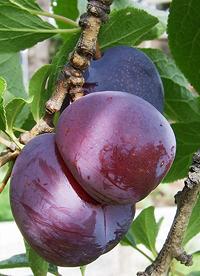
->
[83,46,164,113]
[56,91,176,205]
[10,134,135,267]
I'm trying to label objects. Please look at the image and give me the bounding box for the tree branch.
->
[20,0,113,145]
[137,150,200,276]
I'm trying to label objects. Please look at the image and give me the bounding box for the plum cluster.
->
[10,47,176,267]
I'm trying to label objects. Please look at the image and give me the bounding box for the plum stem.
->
[80,265,87,276]
[94,42,102,60]
[18,0,113,145]
[137,150,200,276]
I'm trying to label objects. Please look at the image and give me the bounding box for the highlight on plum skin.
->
[56,91,176,205]
[83,45,164,113]
[10,134,135,267]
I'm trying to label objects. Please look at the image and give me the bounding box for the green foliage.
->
[99,7,158,50]
[0,79,7,132]
[111,1,167,42]
[47,33,80,96]
[0,254,28,269]
[142,48,188,88]
[0,172,13,221]
[174,251,200,275]
[25,242,48,276]
[183,196,200,245]
[165,122,200,182]
[0,52,26,99]
[163,79,200,123]
[2,0,41,10]
[0,253,59,275]
[0,3,56,52]
[29,65,52,122]
[52,0,79,29]
[0,78,6,94]
[5,98,32,138]
[122,207,163,256]
[142,49,200,182]
[168,0,200,93]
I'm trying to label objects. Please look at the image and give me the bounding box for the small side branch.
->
[0,161,14,193]
[20,0,113,145]
[0,136,17,151]
[0,150,19,168]
[137,151,200,276]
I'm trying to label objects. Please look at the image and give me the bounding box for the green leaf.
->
[141,49,200,124]
[0,254,28,269]
[0,78,7,132]
[141,48,188,88]
[111,2,167,42]
[99,7,158,50]
[47,32,80,96]
[168,0,200,93]
[25,243,48,276]
[183,196,200,245]
[163,78,200,123]
[0,0,41,10]
[53,0,79,29]
[120,229,137,247]
[0,4,56,53]
[19,108,35,131]
[175,251,200,275]
[29,64,52,122]
[0,174,13,221]
[48,263,59,276]
[0,253,58,275]
[5,97,32,137]
[164,122,200,182]
[124,207,161,255]
[111,0,134,9]
[0,77,6,96]
[0,52,26,99]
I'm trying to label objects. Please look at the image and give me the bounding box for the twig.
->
[0,161,14,193]
[0,136,17,151]
[20,0,113,145]
[0,150,19,168]
[137,150,200,276]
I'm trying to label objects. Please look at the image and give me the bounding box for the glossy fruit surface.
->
[10,134,135,267]
[56,91,176,204]
[83,46,164,113]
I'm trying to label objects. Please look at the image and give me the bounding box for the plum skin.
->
[83,46,164,113]
[56,91,176,205]
[10,133,135,267]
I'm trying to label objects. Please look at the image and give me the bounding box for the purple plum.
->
[10,134,135,267]
[83,46,164,113]
[56,91,176,205]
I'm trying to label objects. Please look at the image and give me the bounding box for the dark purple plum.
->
[56,91,176,205]
[83,46,164,113]
[10,134,135,267]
